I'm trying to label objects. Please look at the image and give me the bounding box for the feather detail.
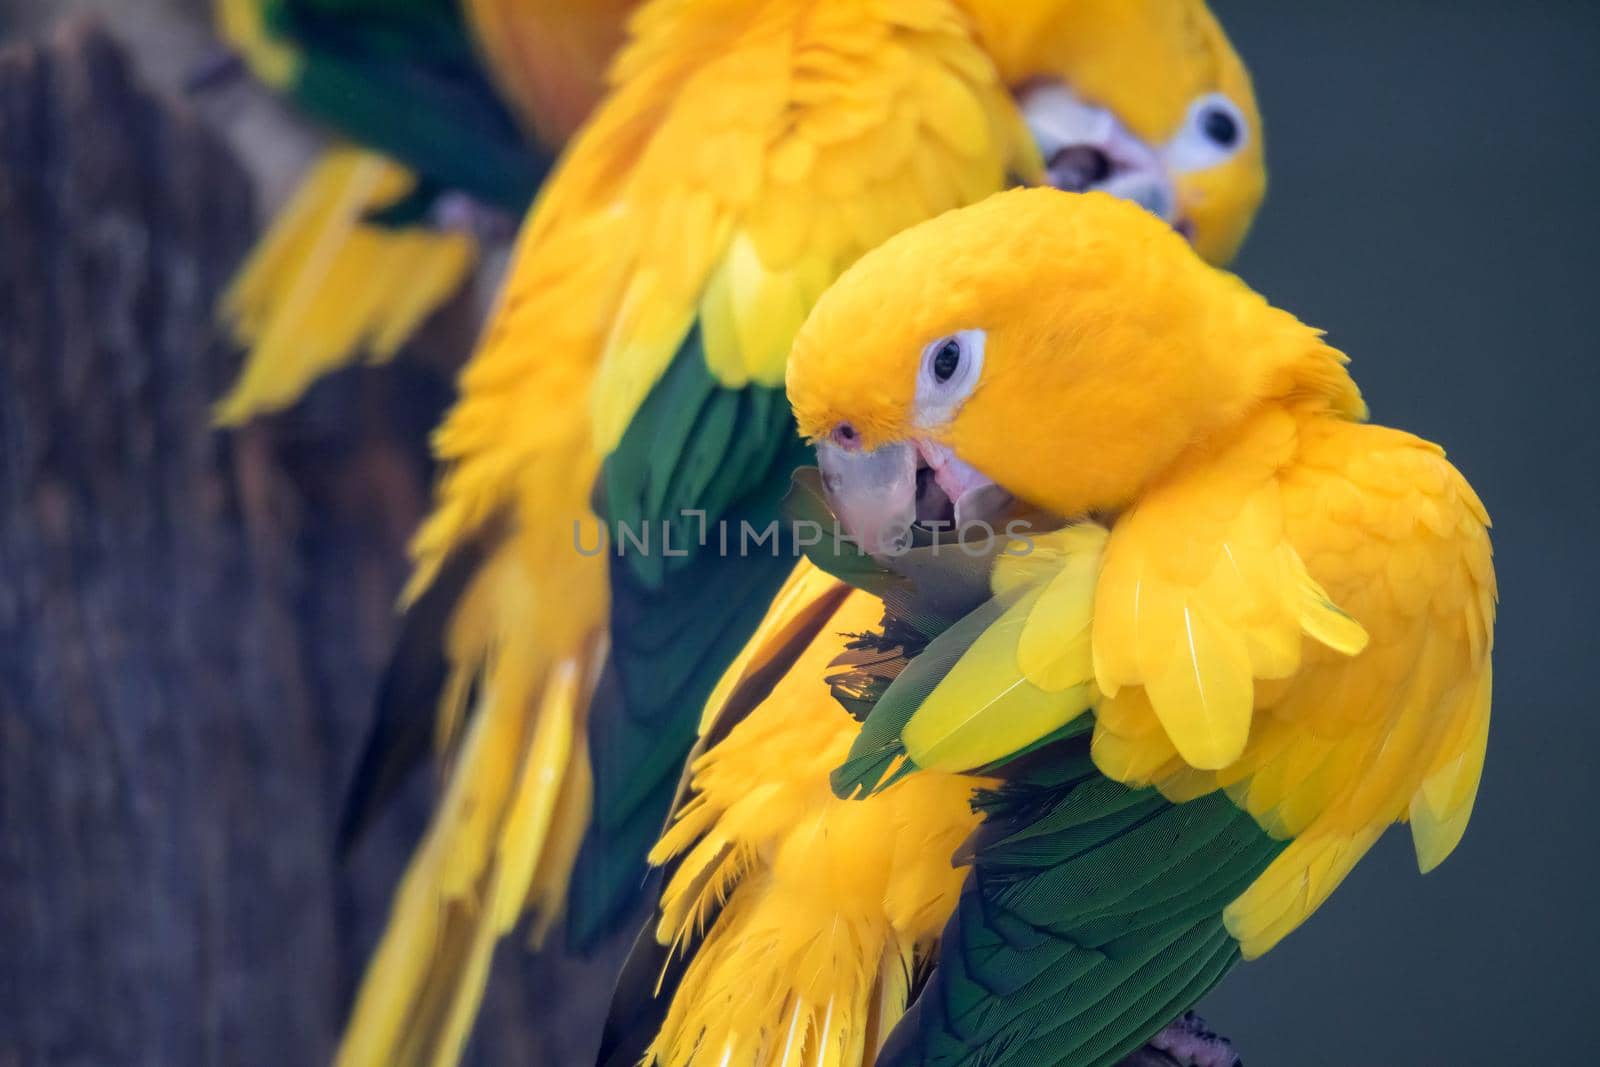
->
[333,637,604,1067]
[698,559,855,737]
[887,406,1494,963]
[1081,412,1495,954]
[584,0,1024,453]
[643,588,978,1067]
[900,587,1096,774]
[378,0,1031,976]
[1090,407,1348,771]
[214,148,476,424]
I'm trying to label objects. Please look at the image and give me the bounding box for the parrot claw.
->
[1119,1012,1243,1067]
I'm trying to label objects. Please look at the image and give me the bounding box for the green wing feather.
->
[869,722,1283,1067]
[823,544,1285,1065]
[830,597,1005,800]
[566,330,814,948]
[247,0,546,211]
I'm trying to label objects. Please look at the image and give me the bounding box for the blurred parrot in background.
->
[623,188,1494,1066]
[210,0,635,422]
[332,2,1267,1064]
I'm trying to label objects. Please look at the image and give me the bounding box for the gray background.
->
[1200,2,1599,1062]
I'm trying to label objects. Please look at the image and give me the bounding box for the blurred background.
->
[0,1,1595,1064]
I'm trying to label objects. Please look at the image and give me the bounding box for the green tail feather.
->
[568,330,813,949]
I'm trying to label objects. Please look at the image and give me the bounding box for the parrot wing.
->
[1208,417,1495,955]
[603,570,988,1067]
[1088,411,1494,957]
[336,2,1036,1062]
[572,342,817,946]
[873,720,1283,1067]
[212,147,478,423]
[844,406,1494,967]
[558,0,1038,946]
[822,543,1283,1067]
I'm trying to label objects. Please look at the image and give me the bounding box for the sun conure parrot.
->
[332,2,1266,1064]
[210,0,635,423]
[618,187,1495,1067]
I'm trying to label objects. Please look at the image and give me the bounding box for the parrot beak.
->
[817,435,1012,559]
[1022,83,1183,235]
[817,438,918,557]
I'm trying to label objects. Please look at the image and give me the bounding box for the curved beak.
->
[817,439,918,557]
[817,437,1012,559]
[1022,83,1181,231]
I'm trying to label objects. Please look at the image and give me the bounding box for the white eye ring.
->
[1165,92,1249,174]
[914,328,986,428]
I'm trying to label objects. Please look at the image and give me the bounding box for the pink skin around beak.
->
[816,424,1010,558]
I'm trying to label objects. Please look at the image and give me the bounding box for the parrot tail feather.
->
[214,147,475,425]
[333,631,604,1067]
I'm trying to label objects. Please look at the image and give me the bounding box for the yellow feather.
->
[489,655,581,930]
[648,591,978,1067]
[524,722,593,944]
[902,586,1095,773]
[334,625,603,1067]
[726,234,813,385]
[1143,598,1255,770]
[1409,662,1491,872]
[1224,828,1381,958]
[213,0,298,88]
[1294,579,1371,655]
[215,149,476,424]
[699,559,854,736]
[1014,524,1107,688]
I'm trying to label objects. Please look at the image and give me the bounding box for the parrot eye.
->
[1165,93,1250,173]
[1201,107,1239,148]
[914,329,986,428]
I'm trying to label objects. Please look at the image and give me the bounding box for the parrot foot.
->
[1119,1012,1243,1067]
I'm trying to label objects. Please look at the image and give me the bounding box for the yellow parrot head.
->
[964,0,1265,265]
[789,189,1353,555]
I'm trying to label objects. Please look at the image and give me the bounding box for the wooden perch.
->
[0,16,622,1066]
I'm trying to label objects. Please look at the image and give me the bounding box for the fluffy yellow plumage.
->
[344,3,1030,1063]
[649,583,980,1067]
[622,4,1270,1061]
[789,188,1496,963]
